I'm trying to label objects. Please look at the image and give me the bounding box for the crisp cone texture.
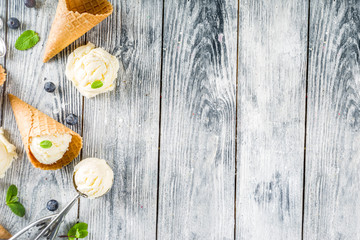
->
[0,224,11,239]
[0,65,6,86]
[43,0,113,62]
[8,94,82,170]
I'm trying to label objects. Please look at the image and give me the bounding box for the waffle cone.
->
[43,0,113,62]
[0,224,11,239]
[0,65,6,86]
[8,94,82,170]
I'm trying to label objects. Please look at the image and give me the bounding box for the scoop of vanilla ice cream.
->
[65,42,120,98]
[30,134,72,165]
[74,158,114,199]
[0,128,17,178]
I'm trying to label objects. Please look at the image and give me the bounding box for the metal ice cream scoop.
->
[9,177,84,239]
[9,161,113,240]
[9,183,83,240]
[8,194,80,240]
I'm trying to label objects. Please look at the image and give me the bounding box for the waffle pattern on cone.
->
[9,94,83,170]
[43,0,113,62]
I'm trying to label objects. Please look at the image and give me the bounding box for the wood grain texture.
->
[0,0,6,126]
[79,0,162,239]
[236,0,307,239]
[304,1,360,239]
[0,0,84,235]
[157,1,237,239]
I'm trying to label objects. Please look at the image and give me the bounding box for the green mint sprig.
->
[40,140,52,149]
[59,222,89,240]
[15,30,40,50]
[6,185,25,217]
[91,80,103,89]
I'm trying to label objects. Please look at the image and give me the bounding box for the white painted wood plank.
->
[157,1,238,239]
[0,0,84,235]
[236,1,308,239]
[304,1,360,239]
[79,0,162,239]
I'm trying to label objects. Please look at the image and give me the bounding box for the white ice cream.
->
[0,128,17,178]
[74,158,114,199]
[65,42,120,98]
[30,134,72,165]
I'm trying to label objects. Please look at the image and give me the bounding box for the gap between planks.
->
[301,0,311,239]
[234,0,240,239]
[155,0,166,239]
[0,0,8,127]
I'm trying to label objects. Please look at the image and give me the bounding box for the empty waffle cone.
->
[0,224,11,239]
[43,0,113,62]
[8,94,82,170]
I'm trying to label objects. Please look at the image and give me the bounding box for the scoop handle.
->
[33,194,81,240]
[47,215,65,240]
[9,214,56,240]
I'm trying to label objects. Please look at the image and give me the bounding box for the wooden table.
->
[0,0,359,239]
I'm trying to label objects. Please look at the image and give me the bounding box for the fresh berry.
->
[46,200,58,212]
[24,0,36,8]
[44,82,56,93]
[66,114,78,125]
[7,18,20,29]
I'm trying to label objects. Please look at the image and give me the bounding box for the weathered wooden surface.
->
[79,0,163,239]
[1,0,360,239]
[0,0,83,235]
[303,1,360,239]
[157,0,237,239]
[0,1,6,126]
[236,0,308,239]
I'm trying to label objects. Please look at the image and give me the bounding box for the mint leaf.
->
[40,140,52,149]
[91,80,103,89]
[9,195,19,203]
[7,202,25,217]
[15,30,40,50]
[6,185,17,203]
[5,184,26,217]
[75,228,81,238]
[68,222,88,240]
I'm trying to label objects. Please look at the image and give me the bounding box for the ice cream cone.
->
[0,224,11,239]
[43,0,113,62]
[8,94,82,170]
[0,65,6,86]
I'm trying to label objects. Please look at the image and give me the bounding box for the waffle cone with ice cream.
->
[0,224,11,239]
[43,0,113,62]
[8,94,82,170]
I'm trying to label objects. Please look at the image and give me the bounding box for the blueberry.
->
[24,0,36,8]
[44,82,56,93]
[46,200,58,212]
[66,114,78,125]
[7,18,20,29]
